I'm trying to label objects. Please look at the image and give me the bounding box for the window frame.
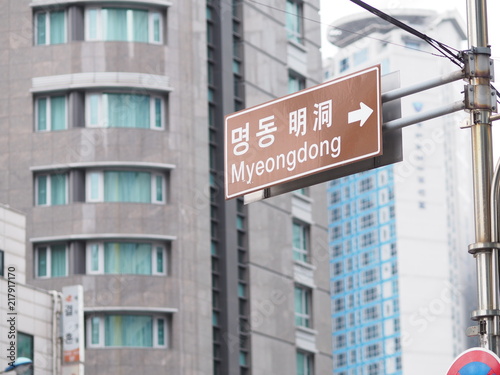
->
[35,95,68,132]
[285,0,303,45]
[292,220,310,263]
[85,7,163,44]
[86,313,168,348]
[85,241,167,276]
[0,249,4,277]
[35,244,68,278]
[296,350,314,375]
[17,332,34,360]
[85,92,165,130]
[288,71,306,94]
[34,9,67,45]
[35,172,69,206]
[294,285,312,328]
[85,170,166,204]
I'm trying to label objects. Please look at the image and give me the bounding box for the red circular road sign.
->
[447,348,500,375]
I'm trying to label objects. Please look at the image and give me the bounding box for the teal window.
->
[0,250,4,277]
[86,8,163,44]
[296,351,313,375]
[106,315,151,346]
[35,10,66,45]
[86,170,165,204]
[292,221,309,263]
[239,351,247,366]
[86,242,167,275]
[36,244,67,278]
[294,285,311,328]
[90,244,100,272]
[36,173,68,206]
[156,246,164,274]
[157,318,165,346]
[17,332,34,360]
[288,72,305,94]
[286,0,303,44]
[105,243,151,275]
[36,95,67,131]
[104,171,151,203]
[86,93,164,129]
[238,282,246,298]
[88,314,168,348]
[91,317,100,345]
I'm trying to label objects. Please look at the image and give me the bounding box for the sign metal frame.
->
[225,65,383,200]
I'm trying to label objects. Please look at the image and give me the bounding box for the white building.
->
[325,9,476,375]
[0,205,63,375]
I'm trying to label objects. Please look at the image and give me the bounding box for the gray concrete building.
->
[1,1,332,374]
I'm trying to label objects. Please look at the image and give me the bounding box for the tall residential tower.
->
[0,1,331,374]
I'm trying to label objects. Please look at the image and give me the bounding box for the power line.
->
[349,0,464,68]
[246,0,450,59]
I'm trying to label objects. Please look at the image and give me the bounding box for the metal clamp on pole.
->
[463,49,497,115]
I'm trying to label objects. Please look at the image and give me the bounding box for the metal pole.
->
[466,0,498,353]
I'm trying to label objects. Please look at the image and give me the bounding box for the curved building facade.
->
[1,1,331,374]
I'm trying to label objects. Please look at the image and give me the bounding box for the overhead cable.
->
[349,0,464,68]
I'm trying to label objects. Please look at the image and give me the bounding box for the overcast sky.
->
[318,0,500,158]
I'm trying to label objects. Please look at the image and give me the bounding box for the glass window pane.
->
[155,175,163,202]
[17,332,34,359]
[104,242,152,275]
[51,96,66,130]
[157,318,165,346]
[91,317,100,345]
[37,97,47,131]
[105,315,153,347]
[51,244,66,277]
[239,351,247,366]
[88,9,98,39]
[107,94,150,128]
[132,10,148,42]
[50,11,66,44]
[238,282,246,298]
[89,94,99,126]
[104,8,128,41]
[38,247,47,277]
[297,352,305,375]
[294,287,303,325]
[37,175,48,205]
[154,98,162,128]
[50,174,67,205]
[104,171,151,203]
[152,12,161,42]
[36,13,47,45]
[90,244,99,272]
[89,172,100,201]
[0,250,4,277]
[286,1,302,43]
[156,247,164,273]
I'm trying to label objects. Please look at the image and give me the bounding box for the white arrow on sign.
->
[348,102,373,127]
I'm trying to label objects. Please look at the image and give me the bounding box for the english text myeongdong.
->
[231,136,342,184]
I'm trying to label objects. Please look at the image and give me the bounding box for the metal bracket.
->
[463,48,494,80]
[471,309,500,320]
[464,84,498,113]
[468,242,500,255]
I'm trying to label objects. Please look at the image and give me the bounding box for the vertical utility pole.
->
[466,0,499,354]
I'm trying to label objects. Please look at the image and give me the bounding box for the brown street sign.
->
[225,65,382,200]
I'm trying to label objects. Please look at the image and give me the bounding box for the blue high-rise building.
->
[325,7,476,375]
[329,167,400,375]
